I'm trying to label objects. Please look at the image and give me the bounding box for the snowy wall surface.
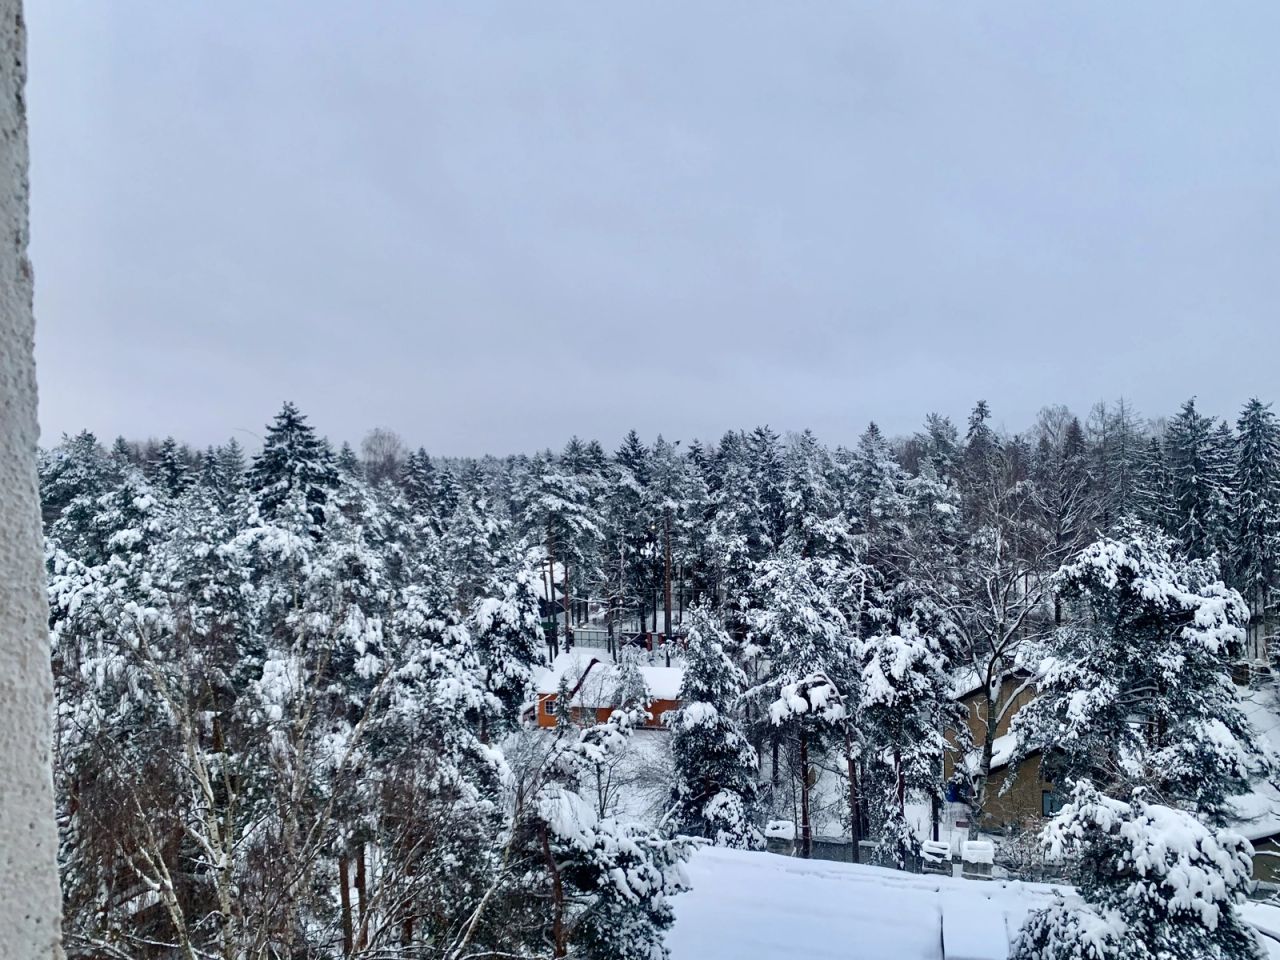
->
[0,0,63,954]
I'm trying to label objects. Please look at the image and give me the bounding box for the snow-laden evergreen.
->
[1012,782,1261,960]
[1014,527,1266,820]
[39,393,1280,958]
[859,626,952,868]
[669,604,763,850]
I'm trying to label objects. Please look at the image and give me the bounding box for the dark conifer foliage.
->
[38,392,1280,958]
[248,401,339,534]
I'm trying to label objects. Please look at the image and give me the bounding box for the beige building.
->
[943,677,1061,833]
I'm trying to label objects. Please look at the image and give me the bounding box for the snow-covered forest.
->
[39,395,1280,960]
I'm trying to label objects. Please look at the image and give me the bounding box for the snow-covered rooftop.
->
[534,650,684,703]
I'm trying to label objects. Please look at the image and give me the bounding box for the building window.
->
[542,697,554,717]
[1042,789,1064,817]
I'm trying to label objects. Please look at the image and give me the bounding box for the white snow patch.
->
[669,846,1064,960]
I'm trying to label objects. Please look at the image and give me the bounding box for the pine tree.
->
[647,435,692,647]
[669,604,763,849]
[1134,434,1174,533]
[1166,398,1234,560]
[1014,528,1264,822]
[522,451,602,653]
[1012,781,1261,960]
[748,552,851,858]
[1233,399,1280,659]
[248,402,338,536]
[607,430,655,640]
[149,436,191,498]
[859,626,951,869]
[1087,398,1144,529]
[39,430,118,527]
[469,560,547,738]
[914,412,961,483]
[336,440,363,478]
[962,399,998,517]
[513,701,692,960]
[1012,529,1268,959]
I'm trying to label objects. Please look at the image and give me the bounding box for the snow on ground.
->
[671,847,1280,959]
[668,846,1066,960]
[1232,685,1280,842]
[1242,903,1280,958]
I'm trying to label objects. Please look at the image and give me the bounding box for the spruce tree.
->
[1015,527,1264,820]
[669,604,763,849]
[401,448,437,515]
[39,430,118,527]
[248,402,338,536]
[1233,399,1280,659]
[468,560,546,738]
[915,412,961,483]
[1088,398,1144,529]
[336,441,363,478]
[216,437,246,493]
[748,552,851,858]
[1166,398,1234,560]
[149,436,191,498]
[1013,782,1261,960]
[859,626,951,869]
[705,431,769,639]
[1134,434,1174,533]
[782,429,849,563]
[962,399,998,517]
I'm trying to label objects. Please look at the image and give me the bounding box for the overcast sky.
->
[26,3,1280,456]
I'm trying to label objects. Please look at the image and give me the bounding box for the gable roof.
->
[534,650,684,705]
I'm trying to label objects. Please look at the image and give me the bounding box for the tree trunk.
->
[894,747,908,868]
[563,562,572,649]
[355,844,369,951]
[799,730,813,859]
[846,744,862,864]
[546,528,559,658]
[339,854,353,957]
[663,511,673,644]
[541,825,568,959]
[971,690,997,840]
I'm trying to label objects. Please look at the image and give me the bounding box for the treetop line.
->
[37,393,1280,960]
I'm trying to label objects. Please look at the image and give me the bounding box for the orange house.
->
[534,655,683,730]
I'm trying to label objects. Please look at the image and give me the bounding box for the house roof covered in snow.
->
[534,650,684,705]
